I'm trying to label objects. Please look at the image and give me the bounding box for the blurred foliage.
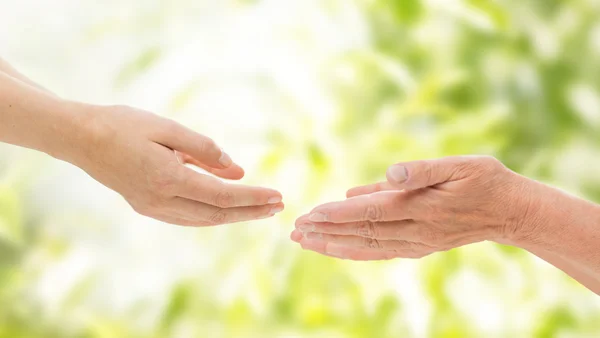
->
[2,0,600,337]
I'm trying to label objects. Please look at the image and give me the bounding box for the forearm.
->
[0,71,88,162]
[507,179,600,288]
[0,56,55,95]
[526,247,600,294]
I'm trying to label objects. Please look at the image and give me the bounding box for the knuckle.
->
[208,209,228,225]
[473,156,503,173]
[214,190,235,208]
[454,159,484,179]
[423,162,434,184]
[480,155,500,166]
[396,240,418,255]
[364,238,382,249]
[363,203,385,222]
[356,221,377,238]
[408,242,423,255]
[419,227,444,245]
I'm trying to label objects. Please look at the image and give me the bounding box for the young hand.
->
[62,103,284,226]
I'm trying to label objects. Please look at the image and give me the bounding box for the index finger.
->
[307,191,415,224]
[294,237,398,261]
[177,151,245,180]
[346,181,396,198]
[177,167,282,208]
[154,120,233,169]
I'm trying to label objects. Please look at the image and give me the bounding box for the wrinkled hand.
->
[291,156,533,260]
[68,104,284,226]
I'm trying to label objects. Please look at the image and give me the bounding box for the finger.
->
[290,228,304,243]
[166,197,285,226]
[299,231,433,254]
[307,191,418,224]
[137,213,198,227]
[346,181,395,198]
[155,120,233,169]
[178,151,245,180]
[161,216,212,227]
[298,239,398,261]
[177,166,282,208]
[386,156,479,191]
[295,216,420,240]
[346,156,478,196]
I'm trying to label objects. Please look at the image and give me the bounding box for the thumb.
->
[155,120,234,169]
[386,156,471,191]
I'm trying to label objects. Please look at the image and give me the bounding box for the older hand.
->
[66,103,284,227]
[291,156,534,260]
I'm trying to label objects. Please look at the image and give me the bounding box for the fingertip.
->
[236,165,246,179]
[218,149,234,168]
[215,166,245,180]
[270,202,285,215]
[180,153,244,179]
[346,188,359,198]
[222,163,245,180]
[307,201,339,221]
[290,230,303,242]
[267,192,283,205]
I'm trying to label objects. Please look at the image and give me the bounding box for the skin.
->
[292,156,600,294]
[3,57,599,294]
[0,57,284,226]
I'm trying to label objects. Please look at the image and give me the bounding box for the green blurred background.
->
[1,0,600,337]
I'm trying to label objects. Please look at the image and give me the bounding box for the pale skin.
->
[3,57,600,295]
[292,156,600,294]
[0,57,284,226]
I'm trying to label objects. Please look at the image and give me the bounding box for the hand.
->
[291,156,534,260]
[63,103,284,226]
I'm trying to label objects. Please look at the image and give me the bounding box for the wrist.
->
[43,100,104,166]
[502,182,600,274]
[498,177,595,250]
[494,174,551,246]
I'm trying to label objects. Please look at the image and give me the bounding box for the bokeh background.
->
[1,0,600,337]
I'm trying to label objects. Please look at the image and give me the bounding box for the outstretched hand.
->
[291,156,534,260]
[67,104,284,226]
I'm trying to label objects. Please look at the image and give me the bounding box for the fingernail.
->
[325,243,346,258]
[297,223,315,232]
[304,232,322,240]
[270,205,284,215]
[268,196,282,204]
[388,165,408,184]
[218,148,233,167]
[308,213,328,222]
